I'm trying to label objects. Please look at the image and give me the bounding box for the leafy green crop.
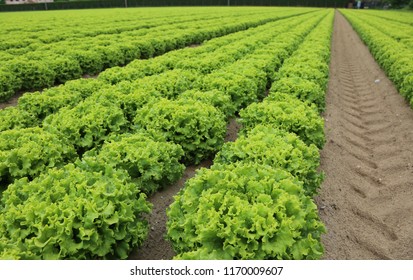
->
[0,164,151,259]
[0,107,39,132]
[0,127,76,185]
[214,125,323,196]
[239,94,325,148]
[79,132,185,194]
[8,59,56,90]
[97,59,167,85]
[199,71,261,112]
[43,99,128,154]
[167,162,325,260]
[270,77,325,112]
[133,69,199,100]
[18,79,109,121]
[274,64,328,92]
[49,56,83,84]
[178,89,235,118]
[133,99,226,164]
[0,68,21,102]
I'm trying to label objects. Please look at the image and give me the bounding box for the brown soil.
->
[0,91,23,110]
[315,12,413,260]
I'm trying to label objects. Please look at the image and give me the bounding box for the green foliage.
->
[79,132,185,195]
[91,45,125,69]
[225,62,268,99]
[66,50,104,75]
[177,89,235,118]
[0,68,21,102]
[0,107,39,132]
[274,64,328,92]
[270,77,325,112]
[43,99,128,154]
[0,164,151,260]
[134,69,199,100]
[97,59,167,85]
[7,59,55,90]
[167,163,325,260]
[133,99,226,164]
[199,71,260,112]
[87,86,161,123]
[214,125,323,196]
[384,0,410,7]
[0,127,76,185]
[48,56,83,84]
[239,94,325,148]
[18,79,108,121]
[402,74,413,103]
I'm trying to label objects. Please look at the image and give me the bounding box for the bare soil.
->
[0,91,24,110]
[315,12,413,260]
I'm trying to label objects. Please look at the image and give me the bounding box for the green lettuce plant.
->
[167,162,325,260]
[239,95,325,148]
[43,99,128,154]
[133,99,226,164]
[214,125,323,196]
[79,132,185,194]
[0,127,76,185]
[0,164,151,260]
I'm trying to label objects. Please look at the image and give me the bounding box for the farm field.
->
[0,7,412,260]
[0,7,316,102]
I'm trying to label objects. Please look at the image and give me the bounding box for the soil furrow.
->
[316,11,413,260]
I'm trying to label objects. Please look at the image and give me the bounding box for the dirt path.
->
[316,11,413,260]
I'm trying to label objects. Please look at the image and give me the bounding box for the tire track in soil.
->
[316,11,413,259]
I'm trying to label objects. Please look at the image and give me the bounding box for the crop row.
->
[0,9,255,49]
[344,11,413,48]
[0,8,314,102]
[0,10,318,132]
[350,9,413,26]
[165,10,333,260]
[0,7,304,47]
[340,10,413,108]
[0,10,330,259]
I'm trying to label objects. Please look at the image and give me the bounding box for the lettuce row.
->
[0,11,315,131]
[270,12,332,112]
[340,10,413,107]
[0,8,312,51]
[167,163,325,260]
[79,132,185,195]
[0,10,330,260]
[166,10,333,260]
[17,79,109,122]
[43,99,128,155]
[133,99,227,165]
[0,9,314,102]
[239,94,324,149]
[97,10,317,85]
[0,164,151,260]
[0,107,38,133]
[177,89,234,119]
[0,127,76,186]
[214,125,323,196]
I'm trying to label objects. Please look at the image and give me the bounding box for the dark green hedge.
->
[0,0,347,12]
